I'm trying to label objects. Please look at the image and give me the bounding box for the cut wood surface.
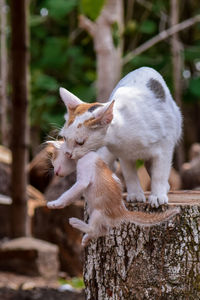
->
[0,145,11,164]
[84,191,200,300]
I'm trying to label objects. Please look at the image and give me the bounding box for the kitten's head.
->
[46,140,76,177]
[59,88,115,160]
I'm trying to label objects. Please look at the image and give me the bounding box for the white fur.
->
[49,141,76,177]
[60,67,182,207]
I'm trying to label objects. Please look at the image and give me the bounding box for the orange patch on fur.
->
[83,117,97,127]
[67,102,101,126]
[95,159,124,219]
[52,149,58,161]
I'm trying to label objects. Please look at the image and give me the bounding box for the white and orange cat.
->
[47,140,179,247]
[59,67,182,207]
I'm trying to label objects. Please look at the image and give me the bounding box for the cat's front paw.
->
[47,200,65,209]
[148,194,168,208]
[127,192,146,203]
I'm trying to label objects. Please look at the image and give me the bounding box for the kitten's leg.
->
[69,218,93,247]
[82,234,92,247]
[70,211,107,247]
[47,181,88,209]
[69,217,90,233]
[120,158,146,203]
[148,149,172,207]
[82,211,108,247]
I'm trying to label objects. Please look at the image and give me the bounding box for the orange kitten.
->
[48,141,179,247]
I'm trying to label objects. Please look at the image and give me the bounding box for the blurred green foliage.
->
[30,0,96,136]
[80,0,105,21]
[58,277,85,289]
[29,0,200,141]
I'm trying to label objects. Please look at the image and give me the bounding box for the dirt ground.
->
[0,272,85,300]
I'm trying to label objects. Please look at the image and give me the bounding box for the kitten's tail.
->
[124,207,180,226]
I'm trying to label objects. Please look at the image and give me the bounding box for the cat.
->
[47,140,180,247]
[59,67,182,208]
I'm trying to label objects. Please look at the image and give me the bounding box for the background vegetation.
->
[0,0,199,155]
[29,0,200,155]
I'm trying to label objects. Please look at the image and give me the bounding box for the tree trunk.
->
[10,0,30,237]
[0,0,8,146]
[84,191,200,299]
[79,0,124,102]
[170,0,185,170]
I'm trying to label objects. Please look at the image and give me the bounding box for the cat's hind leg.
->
[120,158,146,203]
[148,148,172,207]
[82,234,92,247]
[70,211,108,247]
[69,217,90,233]
[69,218,93,247]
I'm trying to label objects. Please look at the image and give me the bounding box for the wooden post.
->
[84,191,200,299]
[0,0,8,146]
[10,0,29,237]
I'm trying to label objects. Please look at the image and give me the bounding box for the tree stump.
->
[84,191,200,299]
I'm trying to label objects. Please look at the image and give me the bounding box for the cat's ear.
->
[59,87,83,110]
[91,100,115,127]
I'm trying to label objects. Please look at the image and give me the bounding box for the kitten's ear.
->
[92,100,115,127]
[59,87,83,109]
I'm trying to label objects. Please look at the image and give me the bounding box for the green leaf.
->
[80,0,105,21]
[45,0,78,20]
[139,20,157,34]
[188,77,200,97]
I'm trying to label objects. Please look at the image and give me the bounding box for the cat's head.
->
[59,88,115,159]
[46,140,76,177]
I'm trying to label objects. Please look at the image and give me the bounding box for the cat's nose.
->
[66,151,72,159]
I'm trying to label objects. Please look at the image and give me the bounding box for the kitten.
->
[47,140,179,247]
[59,67,182,207]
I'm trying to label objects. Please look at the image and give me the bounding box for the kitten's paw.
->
[47,200,65,209]
[81,234,91,247]
[127,192,146,203]
[69,217,81,228]
[148,194,168,208]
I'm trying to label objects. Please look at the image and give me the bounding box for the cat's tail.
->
[124,207,180,226]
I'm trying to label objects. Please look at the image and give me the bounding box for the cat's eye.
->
[63,136,67,141]
[75,140,85,146]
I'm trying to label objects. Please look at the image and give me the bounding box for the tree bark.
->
[10,0,30,237]
[79,0,124,102]
[0,0,8,146]
[84,191,200,299]
[170,0,184,170]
